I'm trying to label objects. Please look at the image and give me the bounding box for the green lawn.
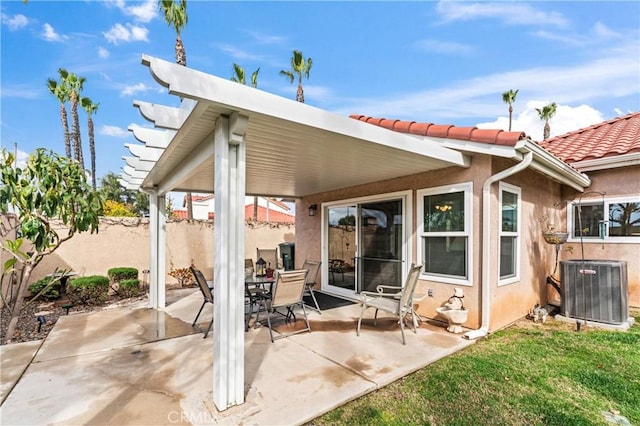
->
[311,309,640,426]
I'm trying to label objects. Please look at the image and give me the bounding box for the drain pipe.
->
[464,151,534,340]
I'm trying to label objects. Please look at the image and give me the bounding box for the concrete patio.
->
[0,290,475,425]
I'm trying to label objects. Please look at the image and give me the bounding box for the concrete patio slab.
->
[0,340,42,405]
[0,293,475,425]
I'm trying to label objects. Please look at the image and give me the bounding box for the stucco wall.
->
[297,160,490,330]
[559,165,640,308]
[296,155,639,333]
[29,218,295,284]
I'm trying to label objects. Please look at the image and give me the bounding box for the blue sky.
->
[1,1,639,184]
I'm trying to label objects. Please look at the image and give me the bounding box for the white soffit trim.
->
[133,100,187,130]
[123,165,148,179]
[123,156,154,171]
[119,179,139,190]
[431,137,518,158]
[141,54,469,168]
[522,141,590,191]
[571,152,640,172]
[122,173,144,184]
[129,125,175,148]
[125,143,165,161]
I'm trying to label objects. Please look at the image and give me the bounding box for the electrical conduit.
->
[464,151,534,340]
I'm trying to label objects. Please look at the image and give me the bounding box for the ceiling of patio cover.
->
[121,55,470,197]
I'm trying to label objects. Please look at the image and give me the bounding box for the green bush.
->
[118,278,140,298]
[107,267,138,283]
[27,277,62,301]
[67,275,110,305]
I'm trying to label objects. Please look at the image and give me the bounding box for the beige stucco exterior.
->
[296,154,639,334]
[27,218,294,285]
[558,165,640,308]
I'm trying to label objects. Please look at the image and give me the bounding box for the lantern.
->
[256,257,266,277]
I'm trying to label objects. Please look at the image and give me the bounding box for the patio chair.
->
[356,263,423,345]
[256,248,279,271]
[301,260,322,314]
[190,266,214,338]
[255,269,310,342]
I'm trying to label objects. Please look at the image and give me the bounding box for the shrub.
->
[118,279,140,298]
[67,275,110,305]
[27,277,62,301]
[107,267,138,284]
[168,267,194,287]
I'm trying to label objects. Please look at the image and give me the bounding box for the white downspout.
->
[464,151,533,340]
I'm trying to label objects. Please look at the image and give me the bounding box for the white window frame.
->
[498,182,521,286]
[417,181,473,286]
[567,195,640,244]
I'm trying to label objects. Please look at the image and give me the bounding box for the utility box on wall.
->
[560,259,628,325]
[279,242,295,271]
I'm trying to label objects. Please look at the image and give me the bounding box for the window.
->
[499,183,521,285]
[417,182,473,285]
[568,196,640,243]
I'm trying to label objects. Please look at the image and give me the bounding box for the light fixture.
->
[256,257,266,277]
[308,204,318,217]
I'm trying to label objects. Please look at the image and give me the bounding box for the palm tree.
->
[81,97,99,190]
[46,71,72,159]
[159,0,192,218]
[159,0,188,66]
[536,102,557,140]
[502,89,519,131]
[280,50,312,103]
[67,71,86,170]
[231,63,260,219]
[231,63,260,88]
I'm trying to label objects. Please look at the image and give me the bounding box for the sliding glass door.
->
[324,192,410,298]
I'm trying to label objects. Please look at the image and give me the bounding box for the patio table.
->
[245,275,275,331]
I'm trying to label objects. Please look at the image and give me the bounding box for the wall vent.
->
[560,260,628,325]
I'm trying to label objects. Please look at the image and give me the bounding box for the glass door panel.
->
[358,200,403,292]
[327,206,357,293]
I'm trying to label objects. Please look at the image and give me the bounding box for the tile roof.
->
[350,114,527,146]
[538,112,640,163]
[171,205,295,223]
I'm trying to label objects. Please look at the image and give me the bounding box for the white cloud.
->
[105,0,157,23]
[217,44,267,61]
[2,13,29,31]
[100,125,129,138]
[593,21,620,39]
[1,83,40,99]
[477,101,604,141]
[436,1,569,28]
[42,23,68,42]
[98,47,110,59]
[244,30,286,45]
[414,39,473,55]
[120,82,163,97]
[332,40,639,124]
[103,23,149,44]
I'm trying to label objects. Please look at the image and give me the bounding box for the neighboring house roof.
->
[172,204,295,223]
[350,114,527,146]
[538,111,640,171]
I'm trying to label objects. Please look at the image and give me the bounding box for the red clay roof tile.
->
[350,114,526,146]
[539,112,640,163]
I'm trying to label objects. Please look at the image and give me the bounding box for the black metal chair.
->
[190,266,214,338]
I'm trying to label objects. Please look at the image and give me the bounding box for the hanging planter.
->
[543,231,569,245]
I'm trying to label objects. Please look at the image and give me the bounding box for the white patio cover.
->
[122,54,470,411]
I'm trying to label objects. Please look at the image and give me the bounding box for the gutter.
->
[464,151,534,340]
